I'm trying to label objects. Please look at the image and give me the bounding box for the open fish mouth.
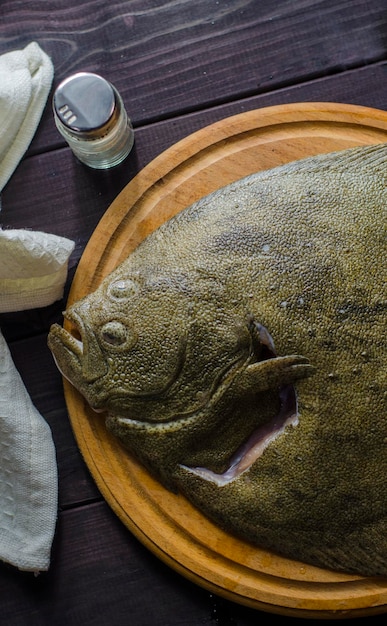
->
[48,322,84,381]
[48,307,109,388]
[56,325,83,360]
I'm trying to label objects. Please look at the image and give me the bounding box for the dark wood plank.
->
[2,62,387,242]
[0,0,386,154]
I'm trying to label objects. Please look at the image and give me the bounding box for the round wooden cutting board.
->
[64,103,387,618]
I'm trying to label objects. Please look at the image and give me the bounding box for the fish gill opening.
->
[180,322,299,486]
[179,383,298,486]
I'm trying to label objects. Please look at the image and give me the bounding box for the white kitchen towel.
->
[0,42,54,193]
[0,43,71,573]
[0,228,75,312]
[0,328,58,572]
[0,229,74,572]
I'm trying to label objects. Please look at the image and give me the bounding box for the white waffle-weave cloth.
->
[0,329,58,572]
[0,41,53,193]
[0,228,74,571]
[0,42,73,572]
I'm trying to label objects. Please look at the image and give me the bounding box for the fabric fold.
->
[0,228,75,312]
[0,42,54,193]
[0,329,58,572]
[0,42,73,573]
[0,228,74,571]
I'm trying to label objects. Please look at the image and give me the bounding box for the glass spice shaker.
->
[52,72,134,169]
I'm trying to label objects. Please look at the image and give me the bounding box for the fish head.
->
[48,268,191,412]
[47,265,255,422]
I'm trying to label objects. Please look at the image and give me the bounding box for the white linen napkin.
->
[0,230,74,572]
[0,228,75,312]
[0,43,74,572]
[0,329,58,572]
[0,227,74,573]
[0,42,54,193]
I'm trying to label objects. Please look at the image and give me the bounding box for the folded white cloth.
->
[0,43,73,573]
[0,228,75,312]
[0,329,58,572]
[0,42,54,193]
[0,231,74,571]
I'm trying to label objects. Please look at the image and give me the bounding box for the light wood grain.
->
[64,103,387,618]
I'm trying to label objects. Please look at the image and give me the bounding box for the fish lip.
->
[63,305,188,402]
[48,322,83,379]
[63,307,109,383]
[48,308,86,376]
[63,307,83,339]
[50,315,83,358]
[58,309,85,360]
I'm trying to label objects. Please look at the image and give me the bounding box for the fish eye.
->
[108,279,139,299]
[100,321,132,347]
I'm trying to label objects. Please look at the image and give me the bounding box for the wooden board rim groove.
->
[65,102,387,618]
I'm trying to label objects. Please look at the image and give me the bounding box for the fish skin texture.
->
[48,144,387,577]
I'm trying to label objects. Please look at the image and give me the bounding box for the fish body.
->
[48,144,387,576]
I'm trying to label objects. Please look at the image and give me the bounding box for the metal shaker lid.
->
[53,72,119,136]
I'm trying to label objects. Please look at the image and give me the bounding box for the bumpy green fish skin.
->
[48,144,387,577]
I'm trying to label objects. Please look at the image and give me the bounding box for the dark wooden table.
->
[0,1,386,624]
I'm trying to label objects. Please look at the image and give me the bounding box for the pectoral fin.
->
[238,355,315,395]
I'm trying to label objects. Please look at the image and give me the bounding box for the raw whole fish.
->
[48,144,387,576]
